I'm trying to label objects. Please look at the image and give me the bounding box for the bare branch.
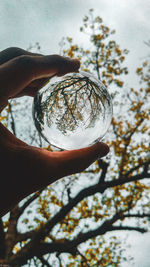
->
[97,159,109,183]
[111,226,146,233]
[106,171,150,188]
[38,256,52,267]
[122,213,150,219]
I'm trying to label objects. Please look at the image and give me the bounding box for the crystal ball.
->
[33,71,112,150]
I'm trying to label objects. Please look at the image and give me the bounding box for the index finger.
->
[0,54,80,110]
[0,47,42,65]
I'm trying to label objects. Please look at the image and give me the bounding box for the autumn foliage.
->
[0,9,150,267]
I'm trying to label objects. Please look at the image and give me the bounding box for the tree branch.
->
[21,183,106,244]
[95,45,101,80]
[9,188,45,228]
[122,213,150,219]
[111,226,146,233]
[119,118,145,177]
[15,182,105,244]
[38,256,52,267]
[10,162,150,266]
[124,159,150,177]
[106,171,150,188]
[125,117,144,141]
[10,211,147,266]
[16,229,37,243]
[18,189,43,217]
[8,190,45,245]
[97,159,109,183]
[15,169,150,249]
[76,248,90,267]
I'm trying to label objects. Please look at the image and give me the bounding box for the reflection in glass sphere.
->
[33,71,113,150]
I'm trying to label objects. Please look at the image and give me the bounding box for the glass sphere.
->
[33,71,112,150]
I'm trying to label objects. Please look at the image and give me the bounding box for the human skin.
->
[0,47,109,217]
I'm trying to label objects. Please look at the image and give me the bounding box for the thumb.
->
[10,142,109,196]
[55,142,109,177]
[28,142,109,185]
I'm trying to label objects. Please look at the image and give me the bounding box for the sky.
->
[0,0,150,70]
[0,0,150,265]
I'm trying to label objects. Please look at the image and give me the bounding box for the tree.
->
[0,9,150,266]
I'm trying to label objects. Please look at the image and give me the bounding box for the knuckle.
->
[0,47,28,65]
[5,47,24,57]
[15,55,36,79]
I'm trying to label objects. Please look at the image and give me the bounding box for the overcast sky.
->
[0,0,150,266]
[0,0,150,86]
[0,0,149,69]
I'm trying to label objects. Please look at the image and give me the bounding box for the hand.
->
[0,47,109,217]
